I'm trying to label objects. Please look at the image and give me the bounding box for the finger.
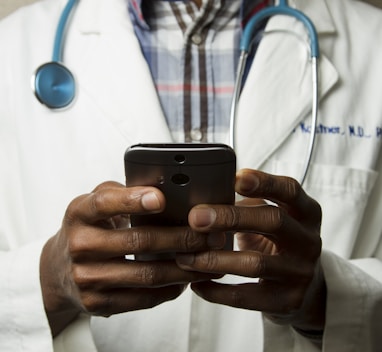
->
[190,281,306,316]
[188,204,314,250]
[72,259,219,290]
[189,202,323,257]
[69,227,226,260]
[176,250,313,280]
[65,184,165,225]
[189,204,282,233]
[236,198,266,207]
[235,169,321,223]
[236,232,277,254]
[79,284,186,316]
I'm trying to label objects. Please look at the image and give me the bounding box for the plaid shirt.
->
[128,0,271,143]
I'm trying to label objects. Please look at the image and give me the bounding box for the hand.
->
[40,181,224,336]
[176,169,326,332]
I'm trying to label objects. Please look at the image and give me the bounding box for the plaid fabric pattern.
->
[128,0,271,143]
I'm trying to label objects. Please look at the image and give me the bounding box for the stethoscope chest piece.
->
[33,62,75,109]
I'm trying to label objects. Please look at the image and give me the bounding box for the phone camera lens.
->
[174,154,186,164]
[171,173,190,186]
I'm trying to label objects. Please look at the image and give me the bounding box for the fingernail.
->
[141,192,161,210]
[237,172,259,193]
[192,208,216,228]
[207,232,225,249]
[176,253,195,266]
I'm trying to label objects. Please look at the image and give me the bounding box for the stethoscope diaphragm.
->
[33,61,75,109]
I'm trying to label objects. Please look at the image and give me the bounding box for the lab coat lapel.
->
[235,0,338,170]
[69,0,172,144]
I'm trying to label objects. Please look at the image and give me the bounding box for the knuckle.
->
[89,191,107,214]
[303,233,322,261]
[244,254,266,278]
[262,281,303,316]
[64,195,85,226]
[311,199,322,221]
[72,264,92,289]
[284,177,301,201]
[297,264,316,281]
[228,206,241,228]
[261,173,277,195]
[81,291,110,315]
[93,181,121,193]
[141,265,156,285]
[125,229,152,253]
[138,264,162,286]
[285,289,305,314]
[68,232,91,261]
[267,206,285,233]
[310,236,322,259]
[68,235,83,256]
[182,228,205,250]
[270,290,300,316]
[226,206,241,228]
[198,251,219,270]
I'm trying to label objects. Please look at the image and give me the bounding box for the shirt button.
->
[190,128,203,141]
[191,33,203,45]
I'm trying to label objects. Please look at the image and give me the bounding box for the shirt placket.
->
[173,1,217,143]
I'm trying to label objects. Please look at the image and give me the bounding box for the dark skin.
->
[179,169,326,332]
[40,182,225,336]
[40,169,325,338]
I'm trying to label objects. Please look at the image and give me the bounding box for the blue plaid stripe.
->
[128,0,271,142]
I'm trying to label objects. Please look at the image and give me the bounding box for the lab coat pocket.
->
[274,161,378,259]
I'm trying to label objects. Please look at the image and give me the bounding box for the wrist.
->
[40,236,81,337]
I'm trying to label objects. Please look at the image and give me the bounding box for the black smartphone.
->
[124,143,236,260]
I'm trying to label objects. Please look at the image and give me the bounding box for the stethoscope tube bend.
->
[229,0,320,186]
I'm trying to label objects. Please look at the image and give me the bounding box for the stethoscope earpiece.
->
[33,62,75,109]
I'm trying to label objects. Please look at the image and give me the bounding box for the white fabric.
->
[1,0,382,351]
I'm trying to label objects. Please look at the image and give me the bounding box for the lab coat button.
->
[190,128,203,141]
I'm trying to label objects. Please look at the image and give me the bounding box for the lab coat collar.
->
[293,0,336,34]
[234,0,339,170]
[69,0,173,144]
[75,0,129,35]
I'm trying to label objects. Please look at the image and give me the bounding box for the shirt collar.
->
[127,0,264,29]
[128,0,146,27]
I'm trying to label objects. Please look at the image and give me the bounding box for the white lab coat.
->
[1,0,382,351]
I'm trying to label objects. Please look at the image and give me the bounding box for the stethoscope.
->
[230,0,319,185]
[32,0,319,185]
[32,0,78,109]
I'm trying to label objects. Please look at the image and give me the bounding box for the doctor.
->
[1,0,382,351]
